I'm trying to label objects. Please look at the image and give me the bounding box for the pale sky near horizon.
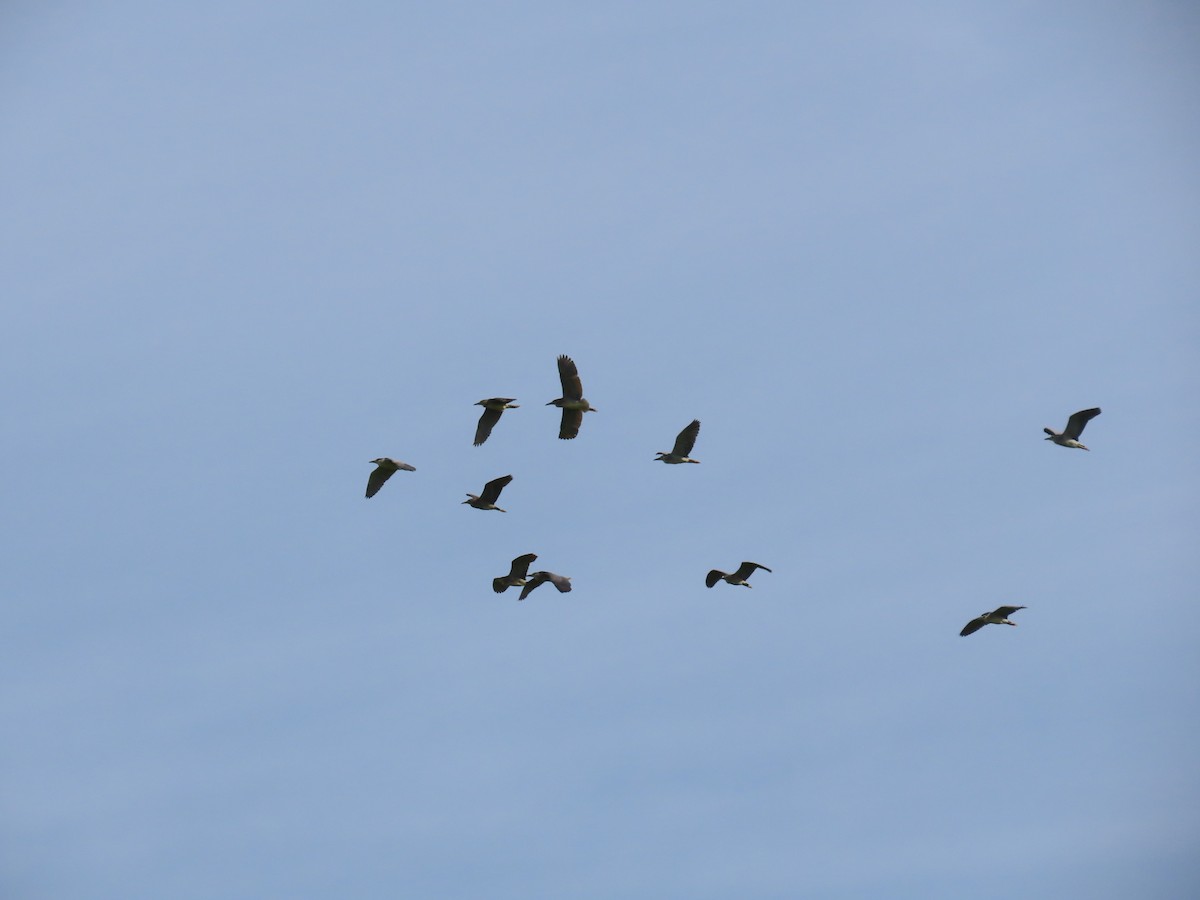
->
[3,3,1198,898]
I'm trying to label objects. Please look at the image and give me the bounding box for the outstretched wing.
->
[559,407,583,440]
[474,407,503,446]
[521,571,571,599]
[480,474,513,504]
[1064,408,1101,440]
[705,569,725,588]
[365,466,394,498]
[508,552,538,580]
[732,561,771,581]
[557,355,583,400]
[992,605,1026,618]
[543,572,572,593]
[671,419,701,457]
[519,572,549,601]
[959,615,987,637]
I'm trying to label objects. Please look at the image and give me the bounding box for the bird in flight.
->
[546,354,597,440]
[1043,408,1101,451]
[706,561,772,588]
[473,397,519,446]
[463,475,514,512]
[519,571,573,601]
[365,458,416,499]
[493,553,538,593]
[959,605,1026,636]
[655,419,701,464]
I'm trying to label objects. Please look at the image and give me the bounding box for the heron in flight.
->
[706,561,772,588]
[493,553,538,593]
[474,398,519,446]
[546,355,597,440]
[365,458,416,498]
[1044,408,1101,450]
[463,475,514,512]
[519,571,573,601]
[655,419,701,464]
[959,605,1026,636]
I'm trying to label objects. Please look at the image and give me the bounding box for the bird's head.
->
[654,452,667,460]
[370,458,387,465]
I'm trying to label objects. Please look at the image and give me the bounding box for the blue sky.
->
[3,3,1198,898]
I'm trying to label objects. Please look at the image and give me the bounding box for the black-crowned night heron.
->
[365,458,416,498]
[519,571,572,601]
[959,605,1025,636]
[706,561,772,588]
[546,355,596,440]
[474,398,519,446]
[655,419,701,464]
[463,474,513,512]
[1044,408,1101,450]
[493,553,538,593]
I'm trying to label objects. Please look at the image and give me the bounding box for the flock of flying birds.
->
[364,354,1103,632]
[961,405,1101,636]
